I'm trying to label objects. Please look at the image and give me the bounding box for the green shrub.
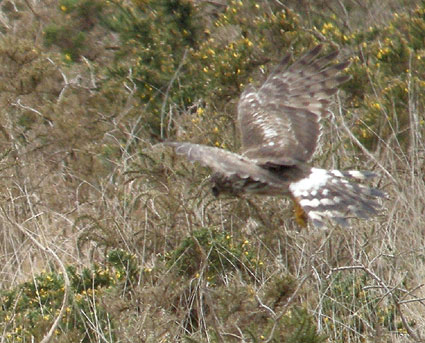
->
[321,271,400,341]
[0,249,141,342]
[167,227,261,283]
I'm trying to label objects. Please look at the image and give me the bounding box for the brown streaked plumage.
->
[163,45,385,228]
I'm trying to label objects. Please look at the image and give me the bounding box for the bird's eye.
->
[212,186,219,197]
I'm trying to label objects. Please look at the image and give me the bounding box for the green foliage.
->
[321,272,401,340]
[227,283,325,342]
[107,249,139,284]
[0,249,141,342]
[280,307,328,343]
[338,4,425,150]
[44,24,87,62]
[213,287,326,343]
[167,227,261,283]
[102,0,200,135]
[98,0,316,137]
[44,0,105,61]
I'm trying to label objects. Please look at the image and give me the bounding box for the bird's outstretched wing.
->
[238,44,350,166]
[163,142,284,186]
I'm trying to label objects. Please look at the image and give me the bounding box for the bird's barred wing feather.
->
[289,168,385,227]
[238,44,350,166]
[163,142,284,186]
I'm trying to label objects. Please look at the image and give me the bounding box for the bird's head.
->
[211,185,220,197]
[210,173,237,197]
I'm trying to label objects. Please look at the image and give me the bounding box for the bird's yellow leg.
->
[292,197,308,228]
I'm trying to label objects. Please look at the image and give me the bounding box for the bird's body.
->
[211,163,307,197]
[163,44,385,228]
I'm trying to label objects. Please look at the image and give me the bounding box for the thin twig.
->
[329,264,424,342]
[264,273,310,343]
[160,49,188,139]
[11,99,53,127]
[335,96,397,184]
[2,209,71,343]
[24,227,70,343]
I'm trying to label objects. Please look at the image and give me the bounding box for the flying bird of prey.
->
[163,44,385,227]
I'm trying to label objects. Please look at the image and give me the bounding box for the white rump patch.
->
[289,168,330,197]
[299,198,321,208]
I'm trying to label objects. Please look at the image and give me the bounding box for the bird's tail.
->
[289,168,386,228]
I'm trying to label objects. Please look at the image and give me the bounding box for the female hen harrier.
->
[164,44,384,227]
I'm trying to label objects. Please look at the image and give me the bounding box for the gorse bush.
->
[167,227,262,282]
[102,0,201,136]
[321,271,400,340]
[46,0,105,61]
[340,5,425,150]
[47,0,316,139]
[0,249,141,342]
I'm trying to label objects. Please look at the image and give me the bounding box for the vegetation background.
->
[0,0,424,342]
